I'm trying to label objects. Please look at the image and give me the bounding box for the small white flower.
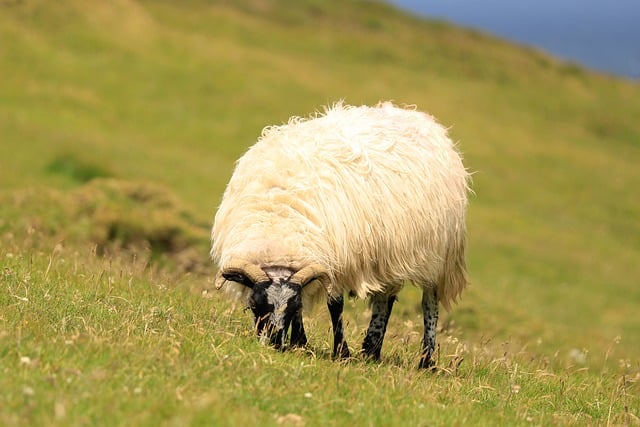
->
[568,348,587,365]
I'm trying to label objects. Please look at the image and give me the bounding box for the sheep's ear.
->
[222,272,255,289]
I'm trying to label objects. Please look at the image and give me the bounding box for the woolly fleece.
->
[211,101,471,310]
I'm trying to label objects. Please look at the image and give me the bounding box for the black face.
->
[247,281,303,348]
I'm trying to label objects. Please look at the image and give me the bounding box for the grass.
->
[1,0,639,425]
[2,243,637,426]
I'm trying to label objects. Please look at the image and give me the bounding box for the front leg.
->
[328,295,350,358]
[362,293,396,361]
[290,310,307,348]
[418,287,439,369]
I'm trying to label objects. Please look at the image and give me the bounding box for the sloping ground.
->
[0,1,638,424]
[2,0,638,357]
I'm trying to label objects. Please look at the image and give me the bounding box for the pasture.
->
[1,1,639,425]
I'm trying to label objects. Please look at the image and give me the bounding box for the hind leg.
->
[419,286,439,369]
[362,293,396,361]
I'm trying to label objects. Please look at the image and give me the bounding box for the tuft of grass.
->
[0,178,210,273]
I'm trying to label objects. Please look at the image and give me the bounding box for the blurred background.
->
[392,0,640,79]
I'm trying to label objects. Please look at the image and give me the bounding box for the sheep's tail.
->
[438,230,469,312]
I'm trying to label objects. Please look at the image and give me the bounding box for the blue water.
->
[391,0,640,80]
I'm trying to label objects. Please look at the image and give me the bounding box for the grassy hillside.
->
[1,0,639,425]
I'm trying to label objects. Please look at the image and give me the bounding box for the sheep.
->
[211,101,470,368]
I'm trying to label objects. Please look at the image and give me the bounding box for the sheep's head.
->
[215,261,329,348]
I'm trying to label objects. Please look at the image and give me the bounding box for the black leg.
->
[362,294,396,360]
[328,295,350,358]
[290,310,307,347]
[418,287,438,369]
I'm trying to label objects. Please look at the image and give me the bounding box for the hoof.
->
[418,357,436,371]
[332,343,351,359]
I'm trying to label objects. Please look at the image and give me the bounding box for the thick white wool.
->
[211,102,470,310]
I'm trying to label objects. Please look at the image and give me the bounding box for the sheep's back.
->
[212,102,470,300]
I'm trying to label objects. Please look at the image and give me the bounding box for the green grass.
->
[1,0,639,425]
[2,244,637,426]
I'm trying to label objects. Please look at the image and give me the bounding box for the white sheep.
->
[211,101,470,368]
